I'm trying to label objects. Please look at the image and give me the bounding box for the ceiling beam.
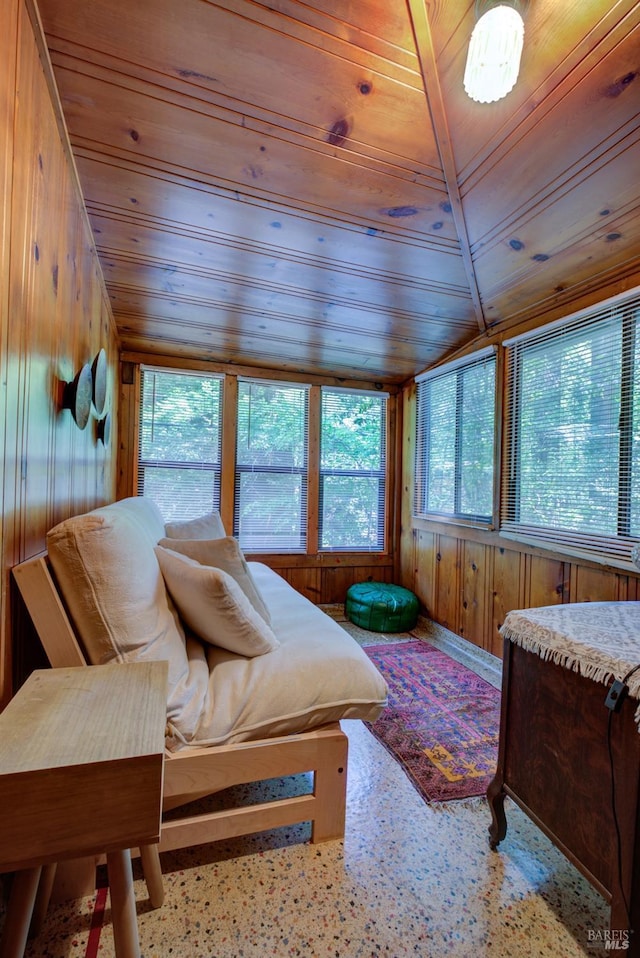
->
[406,0,487,332]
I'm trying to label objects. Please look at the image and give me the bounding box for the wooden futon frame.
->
[12,554,349,899]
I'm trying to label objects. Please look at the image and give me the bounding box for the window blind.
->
[137,367,222,521]
[319,387,388,551]
[234,378,309,552]
[501,292,640,564]
[414,350,496,522]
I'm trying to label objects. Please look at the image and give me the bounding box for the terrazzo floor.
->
[14,612,611,957]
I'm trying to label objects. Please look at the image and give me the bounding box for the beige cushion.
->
[165,510,226,540]
[155,546,279,657]
[46,497,209,748]
[157,536,271,624]
[179,562,389,749]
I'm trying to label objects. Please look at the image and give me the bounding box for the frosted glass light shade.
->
[464,5,525,104]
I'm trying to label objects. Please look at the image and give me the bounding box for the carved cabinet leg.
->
[487,774,507,850]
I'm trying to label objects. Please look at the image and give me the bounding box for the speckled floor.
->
[16,613,610,957]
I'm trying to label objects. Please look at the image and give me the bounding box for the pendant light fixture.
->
[464,1,528,104]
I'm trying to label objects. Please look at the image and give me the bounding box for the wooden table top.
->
[0,661,167,872]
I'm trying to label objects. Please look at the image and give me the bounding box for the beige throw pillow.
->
[155,546,279,657]
[165,510,226,540]
[157,536,271,624]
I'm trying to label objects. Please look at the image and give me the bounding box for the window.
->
[137,368,222,521]
[502,294,640,564]
[414,349,496,522]
[137,367,392,556]
[234,379,309,552]
[320,387,387,551]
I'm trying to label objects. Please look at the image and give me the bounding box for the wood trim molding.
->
[406,0,486,333]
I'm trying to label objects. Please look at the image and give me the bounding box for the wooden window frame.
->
[132,363,395,560]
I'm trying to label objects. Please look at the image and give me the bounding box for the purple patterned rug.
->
[364,640,500,803]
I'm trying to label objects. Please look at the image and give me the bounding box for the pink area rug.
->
[363,640,500,803]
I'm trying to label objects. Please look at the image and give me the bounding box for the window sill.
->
[412,514,494,533]
[499,530,640,576]
[244,552,393,567]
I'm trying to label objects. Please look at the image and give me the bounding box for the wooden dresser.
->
[488,602,640,955]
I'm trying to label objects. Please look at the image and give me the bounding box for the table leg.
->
[29,863,57,937]
[139,845,163,908]
[0,867,42,958]
[106,850,140,958]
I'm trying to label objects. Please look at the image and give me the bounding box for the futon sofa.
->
[14,495,387,861]
[44,495,387,751]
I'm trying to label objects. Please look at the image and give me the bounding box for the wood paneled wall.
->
[0,0,119,707]
[399,384,640,659]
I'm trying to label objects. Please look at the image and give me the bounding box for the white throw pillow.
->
[155,546,279,657]
[157,536,271,624]
[165,510,226,540]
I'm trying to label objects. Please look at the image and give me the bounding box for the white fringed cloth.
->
[500,601,640,731]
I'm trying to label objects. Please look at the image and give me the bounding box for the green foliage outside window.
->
[505,302,640,558]
[416,353,496,523]
[137,370,390,553]
[138,370,222,520]
[320,390,387,550]
[235,380,308,551]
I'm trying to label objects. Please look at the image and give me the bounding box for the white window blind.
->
[414,349,496,522]
[234,378,309,552]
[502,292,640,564]
[320,387,388,551]
[137,367,222,521]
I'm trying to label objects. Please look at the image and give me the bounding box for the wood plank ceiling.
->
[36,0,640,385]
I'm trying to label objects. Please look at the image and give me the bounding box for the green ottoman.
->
[345,582,419,633]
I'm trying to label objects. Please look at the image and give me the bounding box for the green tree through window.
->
[320,388,387,550]
[138,368,222,520]
[234,379,309,552]
[503,295,640,564]
[137,369,391,555]
[415,351,496,522]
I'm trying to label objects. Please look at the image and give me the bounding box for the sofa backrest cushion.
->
[46,497,208,743]
[165,510,226,540]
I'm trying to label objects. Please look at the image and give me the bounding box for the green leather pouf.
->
[345,582,419,633]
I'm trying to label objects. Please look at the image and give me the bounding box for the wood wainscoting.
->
[259,554,394,606]
[403,523,640,659]
[399,383,640,659]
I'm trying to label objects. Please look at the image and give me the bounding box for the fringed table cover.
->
[500,601,640,730]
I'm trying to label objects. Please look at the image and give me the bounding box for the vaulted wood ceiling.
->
[36,0,640,385]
